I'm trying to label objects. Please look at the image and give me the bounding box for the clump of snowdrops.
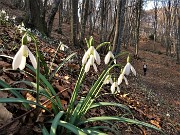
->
[0,23,164,134]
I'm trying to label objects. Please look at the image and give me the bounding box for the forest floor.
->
[0,2,180,135]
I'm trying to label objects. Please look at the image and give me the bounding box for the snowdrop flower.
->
[60,43,69,51]
[1,10,6,14]
[111,81,120,94]
[5,15,9,21]
[103,75,113,84]
[82,46,100,72]
[12,45,37,70]
[123,62,136,76]
[104,51,116,64]
[118,73,128,85]
[12,16,16,20]
[85,54,98,72]
[17,23,26,33]
[26,34,31,42]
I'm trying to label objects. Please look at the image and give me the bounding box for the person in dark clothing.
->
[143,64,147,76]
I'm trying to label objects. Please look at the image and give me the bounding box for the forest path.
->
[132,40,180,130]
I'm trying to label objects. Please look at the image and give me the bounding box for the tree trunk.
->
[70,0,79,47]
[25,0,47,34]
[79,0,89,44]
[57,0,63,34]
[47,0,61,36]
[135,0,142,58]
[112,0,126,55]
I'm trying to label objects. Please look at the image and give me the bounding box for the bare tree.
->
[112,0,126,55]
[70,0,79,46]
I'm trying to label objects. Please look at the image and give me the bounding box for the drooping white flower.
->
[12,16,16,20]
[12,45,37,70]
[60,43,69,51]
[85,54,98,72]
[1,10,6,14]
[110,81,120,94]
[17,23,26,33]
[27,34,31,42]
[118,73,128,85]
[103,75,113,84]
[123,62,136,76]
[5,15,9,21]
[82,46,100,72]
[104,51,116,64]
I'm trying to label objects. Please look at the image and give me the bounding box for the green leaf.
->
[50,111,64,135]
[58,121,87,135]
[82,128,108,135]
[42,126,50,135]
[78,116,164,134]
[96,42,110,50]
[49,52,77,80]
[89,36,94,47]
[83,126,118,135]
[26,64,63,111]
[0,80,30,109]
[90,102,132,115]
[0,98,50,112]
[85,38,90,48]
[39,51,49,78]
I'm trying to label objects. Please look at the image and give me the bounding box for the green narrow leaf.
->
[41,126,50,135]
[0,98,50,112]
[39,51,49,78]
[82,128,108,135]
[0,80,30,109]
[85,38,90,48]
[49,52,77,80]
[50,111,64,135]
[83,126,117,135]
[89,36,94,46]
[78,116,164,134]
[96,42,110,50]
[26,64,63,111]
[58,121,87,135]
[90,102,132,115]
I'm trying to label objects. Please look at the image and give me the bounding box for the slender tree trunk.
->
[25,0,47,34]
[135,0,142,58]
[112,0,126,55]
[47,0,61,36]
[79,0,89,44]
[70,0,79,47]
[58,0,63,34]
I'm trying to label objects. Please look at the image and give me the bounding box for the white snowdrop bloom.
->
[1,10,6,14]
[84,54,98,72]
[12,45,37,70]
[82,46,100,72]
[17,23,26,33]
[111,81,120,94]
[12,16,16,20]
[5,15,9,21]
[123,62,136,76]
[118,73,128,85]
[60,44,69,51]
[166,113,170,117]
[103,75,113,84]
[104,51,116,64]
[93,48,100,65]
[27,35,31,42]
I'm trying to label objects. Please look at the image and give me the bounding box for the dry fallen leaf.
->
[0,103,13,122]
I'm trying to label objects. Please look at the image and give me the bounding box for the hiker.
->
[143,64,147,76]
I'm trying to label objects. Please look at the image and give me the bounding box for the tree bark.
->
[112,0,126,55]
[70,0,79,47]
[47,0,61,36]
